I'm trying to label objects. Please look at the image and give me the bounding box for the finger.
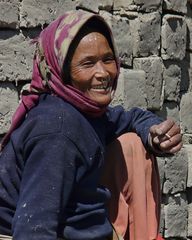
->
[165,124,181,137]
[159,133,182,151]
[150,118,175,136]
[156,118,175,136]
[153,132,172,145]
[159,142,183,154]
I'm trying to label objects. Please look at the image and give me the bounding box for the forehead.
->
[75,31,113,53]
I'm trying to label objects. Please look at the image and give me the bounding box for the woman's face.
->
[69,31,117,106]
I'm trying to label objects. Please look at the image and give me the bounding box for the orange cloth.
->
[101,133,161,240]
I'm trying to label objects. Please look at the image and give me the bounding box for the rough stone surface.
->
[0,30,35,83]
[112,69,147,110]
[131,12,161,57]
[20,0,77,27]
[111,15,133,66]
[180,92,192,134]
[161,14,187,60]
[188,203,192,237]
[163,148,188,194]
[113,0,162,12]
[0,82,19,134]
[186,4,192,51]
[163,0,188,14]
[133,57,163,110]
[163,61,181,102]
[185,145,192,188]
[157,157,166,190]
[155,101,180,124]
[0,0,19,29]
[180,53,191,92]
[164,193,188,238]
[77,0,113,12]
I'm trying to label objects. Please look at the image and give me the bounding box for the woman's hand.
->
[149,118,182,154]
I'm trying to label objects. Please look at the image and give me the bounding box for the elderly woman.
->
[0,10,182,240]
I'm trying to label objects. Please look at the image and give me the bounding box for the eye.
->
[82,61,95,68]
[103,55,115,64]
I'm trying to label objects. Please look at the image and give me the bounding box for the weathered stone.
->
[188,203,192,237]
[155,101,180,124]
[163,148,188,194]
[111,15,133,66]
[20,0,77,27]
[180,53,191,92]
[164,193,188,238]
[163,0,187,14]
[186,4,192,51]
[157,156,166,190]
[0,30,35,82]
[113,0,162,12]
[0,82,19,134]
[180,92,192,134]
[159,203,165,235]
[112,68,147,110]
[133,57,163,110]
[183,134,192,145]
[78,0,113,12]
[185,145,192,188]
[161,15,187,60]
[130,12,161,57]
[163,61,181,102]
[0,0,19,29]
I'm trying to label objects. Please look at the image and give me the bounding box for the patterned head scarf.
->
[0,10,119,150]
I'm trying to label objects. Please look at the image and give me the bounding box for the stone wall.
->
[0,0,191,238]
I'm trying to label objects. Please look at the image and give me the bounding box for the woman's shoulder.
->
[13,94,88,143]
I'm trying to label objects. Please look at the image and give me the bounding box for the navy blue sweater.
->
[0,94,162,240]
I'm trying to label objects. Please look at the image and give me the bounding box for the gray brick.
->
[163,61,181,102]
[185,145,192,188]
[78,0,113,12]
[164,193,188,238]
[157,156,166,190]
[131,12,161,57]
[155,101,180,124]
[111,15,133,66]
[188,203,192,237]
[133,57,163,110]
[161,14,187,60]
[0,30,35,82]
[163,0,187,14]
[180,53,191,92]
[186,5,192,51]
[180,92,192,134]
[163,148,188,194]
[112,69,147,110]
[113,0,162,12]
[0,0,19,29]
[20,0,77,27]
[0,82,19,134]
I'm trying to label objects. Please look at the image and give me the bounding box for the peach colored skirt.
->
[101,133,161,240]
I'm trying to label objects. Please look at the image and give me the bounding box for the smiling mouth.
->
[92,78,112,92]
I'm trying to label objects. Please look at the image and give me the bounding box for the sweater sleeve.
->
[12,133,81,240]
[106,106,163,146]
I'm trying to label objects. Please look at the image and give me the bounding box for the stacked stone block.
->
[0,0,191,238]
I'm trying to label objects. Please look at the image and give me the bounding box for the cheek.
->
[108,64,118,80]
[70,67,92,90]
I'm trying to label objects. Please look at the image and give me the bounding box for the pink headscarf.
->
[0,10,119,150]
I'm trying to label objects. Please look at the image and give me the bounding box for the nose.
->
[94,61,109,80]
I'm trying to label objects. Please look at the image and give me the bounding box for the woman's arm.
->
[12,133,80,240]
[106,105,162,147]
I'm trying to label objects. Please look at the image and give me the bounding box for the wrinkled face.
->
[69,31,117,106]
